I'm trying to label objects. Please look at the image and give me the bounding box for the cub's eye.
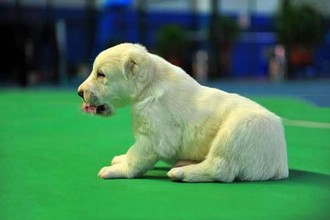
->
[97,72,105,78]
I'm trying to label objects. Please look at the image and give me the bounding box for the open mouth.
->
[82,102,111,116]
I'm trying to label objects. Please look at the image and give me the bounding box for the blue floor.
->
[206,79,330,107]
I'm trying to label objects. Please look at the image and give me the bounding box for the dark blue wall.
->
[1,5,329,78]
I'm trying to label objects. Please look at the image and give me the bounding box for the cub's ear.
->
[122,46,147,79]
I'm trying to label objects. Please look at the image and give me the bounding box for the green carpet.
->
[1,90,329,220]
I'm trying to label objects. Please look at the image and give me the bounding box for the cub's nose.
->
[77,90,84,99]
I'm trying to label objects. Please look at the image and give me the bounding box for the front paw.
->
[98,165,128,179]
[98,166,115,179]
[98,163,138,179]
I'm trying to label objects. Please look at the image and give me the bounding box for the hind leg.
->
[174,160,199,167]
[168,112,288,182]
[167,116,243,182]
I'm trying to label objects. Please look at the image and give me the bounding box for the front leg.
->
[98,142,158,179]
[111,154,126,165]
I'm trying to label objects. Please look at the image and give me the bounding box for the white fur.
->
[78,43,289,182]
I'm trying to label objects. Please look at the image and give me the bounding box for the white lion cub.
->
[77,43,288,182]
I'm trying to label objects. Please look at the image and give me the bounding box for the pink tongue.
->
[82,102,97,114]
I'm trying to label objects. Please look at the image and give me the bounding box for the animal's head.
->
[77,43,151,116]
